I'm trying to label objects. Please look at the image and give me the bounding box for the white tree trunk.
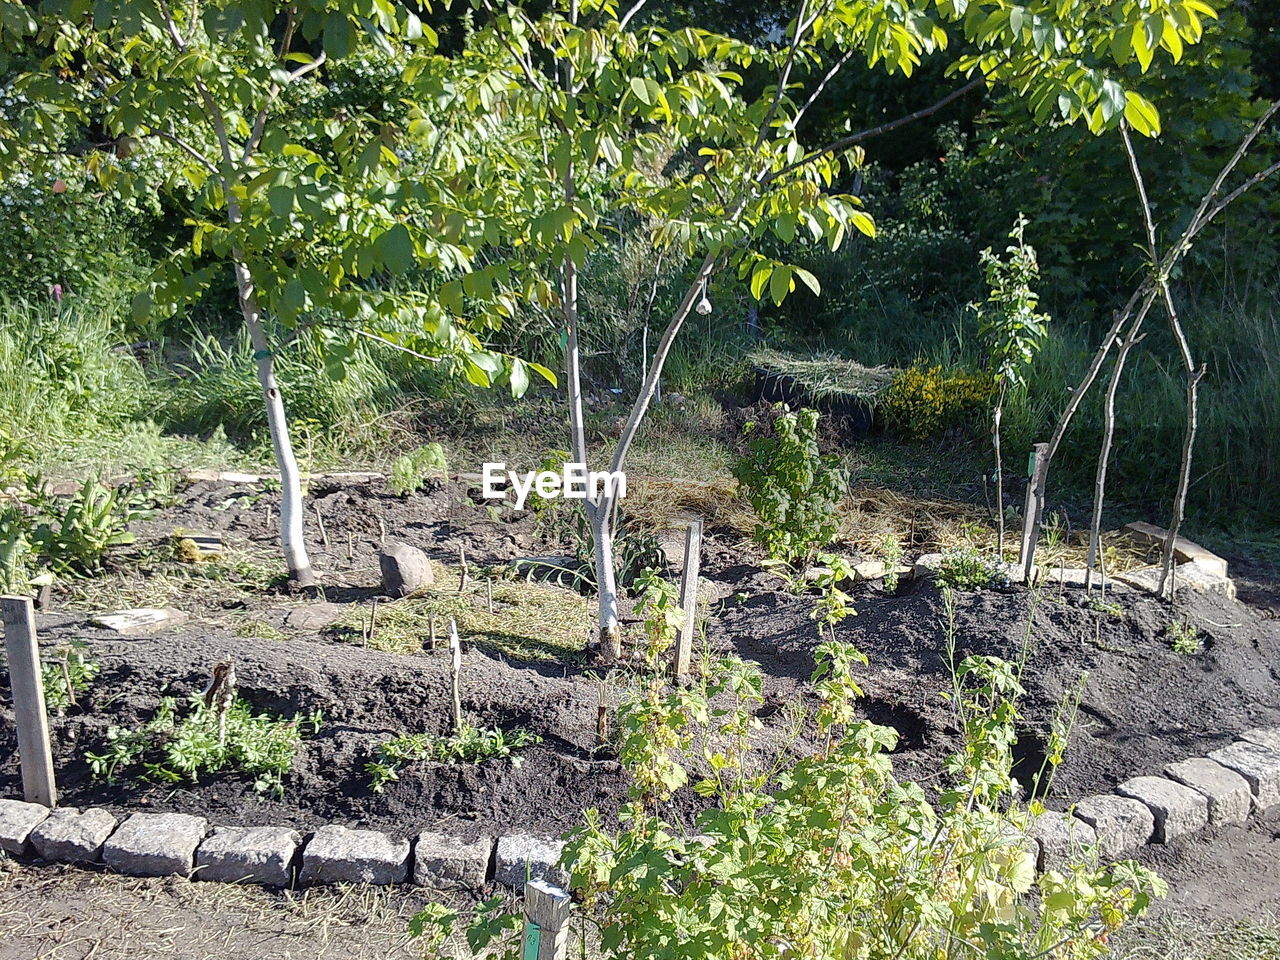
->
[233,257,315,590]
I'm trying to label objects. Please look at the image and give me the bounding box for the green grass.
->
[1115,913,1280,960]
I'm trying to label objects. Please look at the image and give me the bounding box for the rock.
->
[494,834,567,888]
[92,608,188,635]
[1039,567,1095,587]
[103,813,208,877]
[852,559,887,581]
[196,825,300,886]
[1028,811,1097,872]
[1164,757,1252,827]
[284,602,348,632]
[183,469,262,484]
[0,799,51,855]
[413,832,492,890]
[1115,562,1236,601]
[300,825,410,885]
[1240,727,1280,753]
[378,543,434,598]
[1122,522,1228,578]
[29,807,118,863]
[1071,795,1154,861]
[1209,740,1280,811]
[1115,776,1209,843]
[911,553,944,579]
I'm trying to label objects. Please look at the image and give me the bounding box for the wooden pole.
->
[1018,444,1049,584]
[522,879,572,960]
[673,520,702,680]
[449,618,463,734]
[1,596,57,806]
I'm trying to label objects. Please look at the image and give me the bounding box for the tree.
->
[461,0,1214,658]
[1,0,547,588]
[975,215,1049,557]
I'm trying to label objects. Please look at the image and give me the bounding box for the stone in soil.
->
[0,799,51,855]
[1115,562,1236,600]
[378,542,434,597]
[1071,795,1154,861]
[29,807,118,863]
[196,825,300,886]
[413,832,492,890]
[1163,757,1253,827]
[1115,776,1209,843]
[1209,740,1280,811]
[92,608,189,635]
[103,812,208,876]
[1028,812,1097,872]
[494,834,567,887]
[300,825,410,885]
[284,602,348,632]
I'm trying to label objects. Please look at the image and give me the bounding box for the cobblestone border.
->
[1,726,1276,890]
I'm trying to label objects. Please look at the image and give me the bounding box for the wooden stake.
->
[673,520,702,681]
[449,618,463,735]
[458,546,469,592]
[347,531,354,561]
[428,612,437,650]
[378,518,387,545]
[314,504,329,550]
[1,596,57,806]
[368,599,378,645]
[1019,443,1049,584]
[522,880,572,960]
[486,579,494,614]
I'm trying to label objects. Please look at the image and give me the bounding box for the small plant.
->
[809,552,856,640]
[1168,619,1203,655]
[388,442,449,496]
[936,546,1006,591]
[367,724,540,792]
[733,405,847,568]
[634,568,684,669]
[87,693,321,798]
[1085,594,1125,618]
[24,476,150,576]
[882,363,993,439]
[0,507,52,595]
[876,532,905,592]
[41,641,99,715]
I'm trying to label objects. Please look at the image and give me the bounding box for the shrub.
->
[734,405,847,568]
[936,547,1006,591]
[882,363,994,439]
[388,442,449,496]
[634,568,685,669]
[87,694,321,798]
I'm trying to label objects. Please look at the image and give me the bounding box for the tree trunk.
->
[992,386,1005,556]
[233,257,315,591]
[1086,309,1149,590]
[1157,283,1204,598]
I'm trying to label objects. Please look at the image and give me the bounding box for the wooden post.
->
[1,596,57,806]
[314,504,329,550]
[673,520,702,680]
[522,880,572,960]
[1018,443,1049,584]
[448,618,463,734]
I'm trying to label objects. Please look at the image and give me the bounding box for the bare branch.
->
[150,126,219,175]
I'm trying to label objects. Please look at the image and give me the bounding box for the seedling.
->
[367,725,541,791]
[1168,619,1203,655]
[41,640,99,715]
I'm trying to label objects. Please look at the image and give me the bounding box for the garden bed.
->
[2,475,1278,842]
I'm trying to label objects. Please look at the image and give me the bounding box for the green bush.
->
[388,443,449,496]
[734,406,847,568]
[936,547,1006,591]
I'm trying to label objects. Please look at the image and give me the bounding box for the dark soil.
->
[2,476,1278,842]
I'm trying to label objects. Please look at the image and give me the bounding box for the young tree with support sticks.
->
[460,0,1218,659]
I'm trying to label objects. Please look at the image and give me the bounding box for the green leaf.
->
[750,263,773,301]
[629,76,651,105]
[793,267,820,296]
[1124,91,1161,137]
[508,358,530,398]
[378,223,414,275]
[768,264,792,306]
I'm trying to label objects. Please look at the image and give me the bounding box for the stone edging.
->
[1026,726,1280,871]
[2,727,1277,891]
[0,807,567,891]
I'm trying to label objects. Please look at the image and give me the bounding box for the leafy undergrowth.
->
[366,725,542,792]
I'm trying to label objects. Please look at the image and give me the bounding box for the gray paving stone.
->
[1115,776,1208,842]
[1028,811,1097,871]
[1209,740,1280,811]
[494,834,567,888]
[1240,727,1280,753]
[1071,795,1154,861]
[196,826,300,886]
[29,807,118,863]
[1163,757,1252,826]
[0,799,51,855]
[300,825,410,885]
[104,813,208,876]
[413,832,492,890]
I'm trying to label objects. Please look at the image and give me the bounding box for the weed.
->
[936,547,1005,591]
[387,443,448,496]
[876,532,905,592]
[87,694,321,798]
[40,641,100,715]
[23,476,151,576]
[1085,594,1126,618]
[367,725,540,792]
[1168,619,1204,655]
